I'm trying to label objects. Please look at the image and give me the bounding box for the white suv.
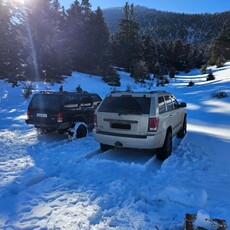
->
[93,91,187,160]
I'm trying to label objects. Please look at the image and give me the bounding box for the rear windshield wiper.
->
[118,109,143,115]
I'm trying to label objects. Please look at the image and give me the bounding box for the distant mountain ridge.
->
[103,6,230,44]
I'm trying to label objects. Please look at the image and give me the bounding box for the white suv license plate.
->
[36,113,47,118]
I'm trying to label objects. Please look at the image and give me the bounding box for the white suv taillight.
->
[57,113,63,123]
[148,117,159,132]
[94,114,98,127]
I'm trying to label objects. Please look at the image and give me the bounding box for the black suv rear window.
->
[90,94,102,103]
[98,96,150,114]
[29,94,62,111]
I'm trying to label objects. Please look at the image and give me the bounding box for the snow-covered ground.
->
[0,63,230,229]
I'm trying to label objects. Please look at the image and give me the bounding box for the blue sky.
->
[60,0,230,14]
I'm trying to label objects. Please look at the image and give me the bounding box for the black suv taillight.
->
[26,109,30,119]
[57,113,63,123]
[148,117,159,132]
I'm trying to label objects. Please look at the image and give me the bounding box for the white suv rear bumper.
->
[93,129,163,149]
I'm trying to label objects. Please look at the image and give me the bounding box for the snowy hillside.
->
[0,62,230,229]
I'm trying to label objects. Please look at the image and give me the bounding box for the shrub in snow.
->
[21,82,36,99]
[169,67,176,78]
[216,56,224,68]
[207,70,215,81]
[102,66,120,86]
[147,81,154,90]
[164,77,170,84]
[200,64,207,75]
[188,81,195,87]
[11,80,20,87]
[156,76,169,87]
[156,80,162,87]
[212,91,228,99]
[130,60,151,83]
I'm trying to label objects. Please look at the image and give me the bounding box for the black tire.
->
[177,116,187,138]
[100,143,113,152]
[156,130,172,161]
[76,124,87,139]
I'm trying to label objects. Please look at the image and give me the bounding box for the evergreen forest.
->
[0,0,230,85]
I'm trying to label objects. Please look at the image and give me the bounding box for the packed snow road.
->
[0,127,164,229]
[0,127,160,197]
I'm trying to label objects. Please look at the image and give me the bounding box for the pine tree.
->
[81,0,91,13]
[86,7,111,75]
[158,41,173,70]
[142,35,158,73]
[65,2,116,79]
[112,3,143,71]
[172,39,190,71]
[189,44,207,69]
[155,41,169,76]
[18,0,69,82]
[65,0,93,72]
[0,0,21,80]
[130,60,150,83]
[65,0,81,70]
[208,25,230,66]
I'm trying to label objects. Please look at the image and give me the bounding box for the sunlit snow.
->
[0,62,230,229]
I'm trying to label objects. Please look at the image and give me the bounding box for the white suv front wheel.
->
[177,116,187,138]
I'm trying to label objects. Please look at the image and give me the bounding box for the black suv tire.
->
[76,124,88,139]
[69,122,88,140]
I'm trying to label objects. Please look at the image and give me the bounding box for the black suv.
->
[25,91,102,139]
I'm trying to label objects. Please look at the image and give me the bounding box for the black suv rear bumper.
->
[25,119,69,131]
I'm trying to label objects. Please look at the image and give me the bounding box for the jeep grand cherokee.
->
[93,91,186,160]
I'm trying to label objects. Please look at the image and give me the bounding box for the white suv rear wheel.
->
[156,130,172,160]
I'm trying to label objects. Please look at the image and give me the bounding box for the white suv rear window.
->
[98,96,151,114]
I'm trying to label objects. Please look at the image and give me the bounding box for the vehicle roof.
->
[37,91,94,96]
[107,90,172,97]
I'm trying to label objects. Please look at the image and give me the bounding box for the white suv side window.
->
[165,95,174,111]
[171,96,180,109]
[158,96,166,114]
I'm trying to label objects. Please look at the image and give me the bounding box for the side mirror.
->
[180,102,187,108]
